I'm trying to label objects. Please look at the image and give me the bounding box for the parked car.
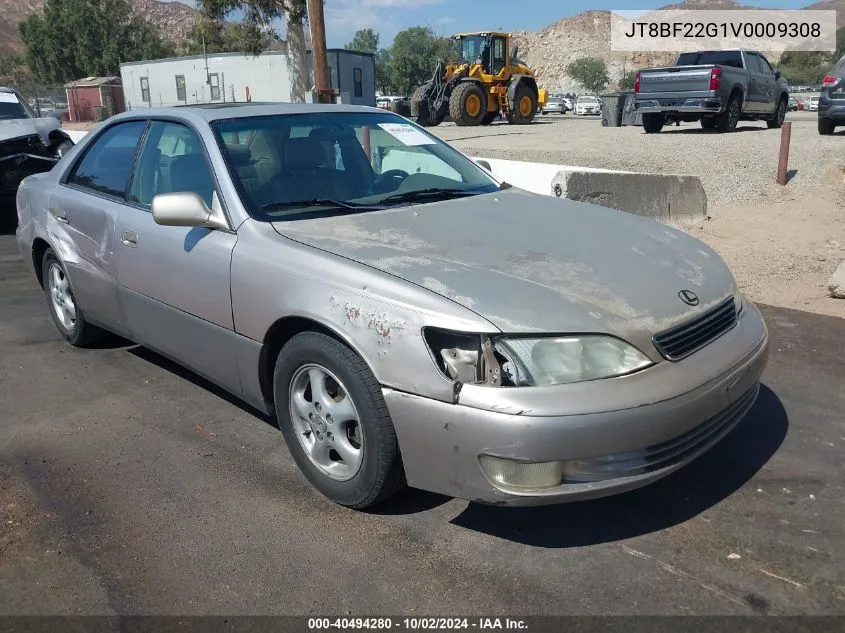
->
[1,86,74,221]
[806,96,820,112]
[787,96,799,111]
[634,49,789,133]
[541,96,569,114]
[574,95,600,115]
[16,104,769,509]
[818,55,844,134]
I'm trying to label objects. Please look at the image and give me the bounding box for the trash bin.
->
[600,92,628,127]
[621,92,641,126]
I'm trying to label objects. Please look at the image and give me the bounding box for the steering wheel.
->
[372,169,410,194]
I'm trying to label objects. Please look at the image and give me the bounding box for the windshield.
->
[457,36,489,64]
[578,96,598,103]
[212,112,499,221]
[0,91,34,120]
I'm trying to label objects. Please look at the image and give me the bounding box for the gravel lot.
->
[432,111,842,207]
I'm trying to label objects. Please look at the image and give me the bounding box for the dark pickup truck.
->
[634,49,789,133]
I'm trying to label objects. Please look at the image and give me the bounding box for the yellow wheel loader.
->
[410,32,548,127]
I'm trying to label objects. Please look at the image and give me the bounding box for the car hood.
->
[0,117,61,145]
[272,189,736,346]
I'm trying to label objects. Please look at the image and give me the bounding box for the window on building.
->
[175,75,187,102]
[68,121,147,198]
[209,73,220,101]
[353,68,363,98]
[140,77,150,104]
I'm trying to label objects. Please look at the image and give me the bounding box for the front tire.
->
[410,82,434,127]
[42,249,105,347]
[450,82,487,127]
[642,113,664,133]
[273,332,405,509]
[506,83,537,124]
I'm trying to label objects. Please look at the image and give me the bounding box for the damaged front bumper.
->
[384,299,769,506]
[0,137,64,207]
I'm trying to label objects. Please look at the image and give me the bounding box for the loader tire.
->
[506,83,537,124]
[450,82,487,126]
[410,83,434,126]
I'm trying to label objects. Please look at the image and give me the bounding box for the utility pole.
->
[306,0,333,103]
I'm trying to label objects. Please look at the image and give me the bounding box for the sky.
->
[165,0,820,49]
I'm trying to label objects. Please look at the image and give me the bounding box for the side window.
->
[129,121,216,208]
[176,75,187,102]
[140,77,150,104]
[353,68,363,98]
[68,121,147,198]
[745,53,762,74]
[758,55,774,75]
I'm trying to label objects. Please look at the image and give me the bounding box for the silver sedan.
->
[15,104,769,508]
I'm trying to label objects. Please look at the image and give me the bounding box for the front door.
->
[744,52,766,113]
[52,120,147,332]
[115,119,240,391]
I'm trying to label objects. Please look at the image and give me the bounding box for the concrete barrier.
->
[472,156,707,224]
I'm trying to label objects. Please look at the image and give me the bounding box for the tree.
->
[186,19,239,55]
[197,0,309,102]
[618,69,635,90]
[567,57,609,93]
[390,26,450,95]
[345,28,378,54]
[375,48,393,94]
[19,0,173,84]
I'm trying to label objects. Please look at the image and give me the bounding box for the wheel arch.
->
[508,75,538,104]
[32,237,51,289]
[257,314,369,408]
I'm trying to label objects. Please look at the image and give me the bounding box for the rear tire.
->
[767,97,787,129]
[506,83,537,125]
[642,113,664,133]
[450,82,487,127]
[818,117,835,135]
[716,94,741,132]
[41,249,105,347]
[273,332,406,509]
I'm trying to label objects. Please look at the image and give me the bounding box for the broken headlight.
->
[495,336,652,386]
[424,328,652,387]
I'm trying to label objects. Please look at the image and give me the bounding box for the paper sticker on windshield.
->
[0,93,20,104]
[378,123,437,146]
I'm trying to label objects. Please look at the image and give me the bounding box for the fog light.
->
[479,455,565,491]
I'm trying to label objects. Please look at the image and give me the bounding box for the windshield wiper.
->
[262,198,380,211]
[379,188,483,205]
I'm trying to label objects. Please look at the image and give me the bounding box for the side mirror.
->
[774,70,782,79]
[152,191,228,230]
[512,45,519,59]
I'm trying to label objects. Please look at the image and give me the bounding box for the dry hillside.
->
[513,0,844,91]
[0,0,201,54]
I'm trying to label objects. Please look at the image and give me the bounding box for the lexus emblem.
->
[678,290,700,306]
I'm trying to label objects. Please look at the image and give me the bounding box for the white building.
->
[120,49,376,110]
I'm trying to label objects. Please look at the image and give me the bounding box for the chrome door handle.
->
[51,209,68,224]
[120,231,138,248]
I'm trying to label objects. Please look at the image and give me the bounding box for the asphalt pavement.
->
[0,229,843,615]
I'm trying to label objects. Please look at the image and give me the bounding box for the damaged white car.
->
[1,87,73,223]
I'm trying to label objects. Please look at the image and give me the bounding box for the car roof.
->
[105,102,389,126]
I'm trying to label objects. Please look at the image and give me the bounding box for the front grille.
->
[653,296,738,361]
[564,385,759,483]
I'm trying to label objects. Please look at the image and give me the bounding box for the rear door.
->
[115,119,240,391]
[52,120,147,333]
